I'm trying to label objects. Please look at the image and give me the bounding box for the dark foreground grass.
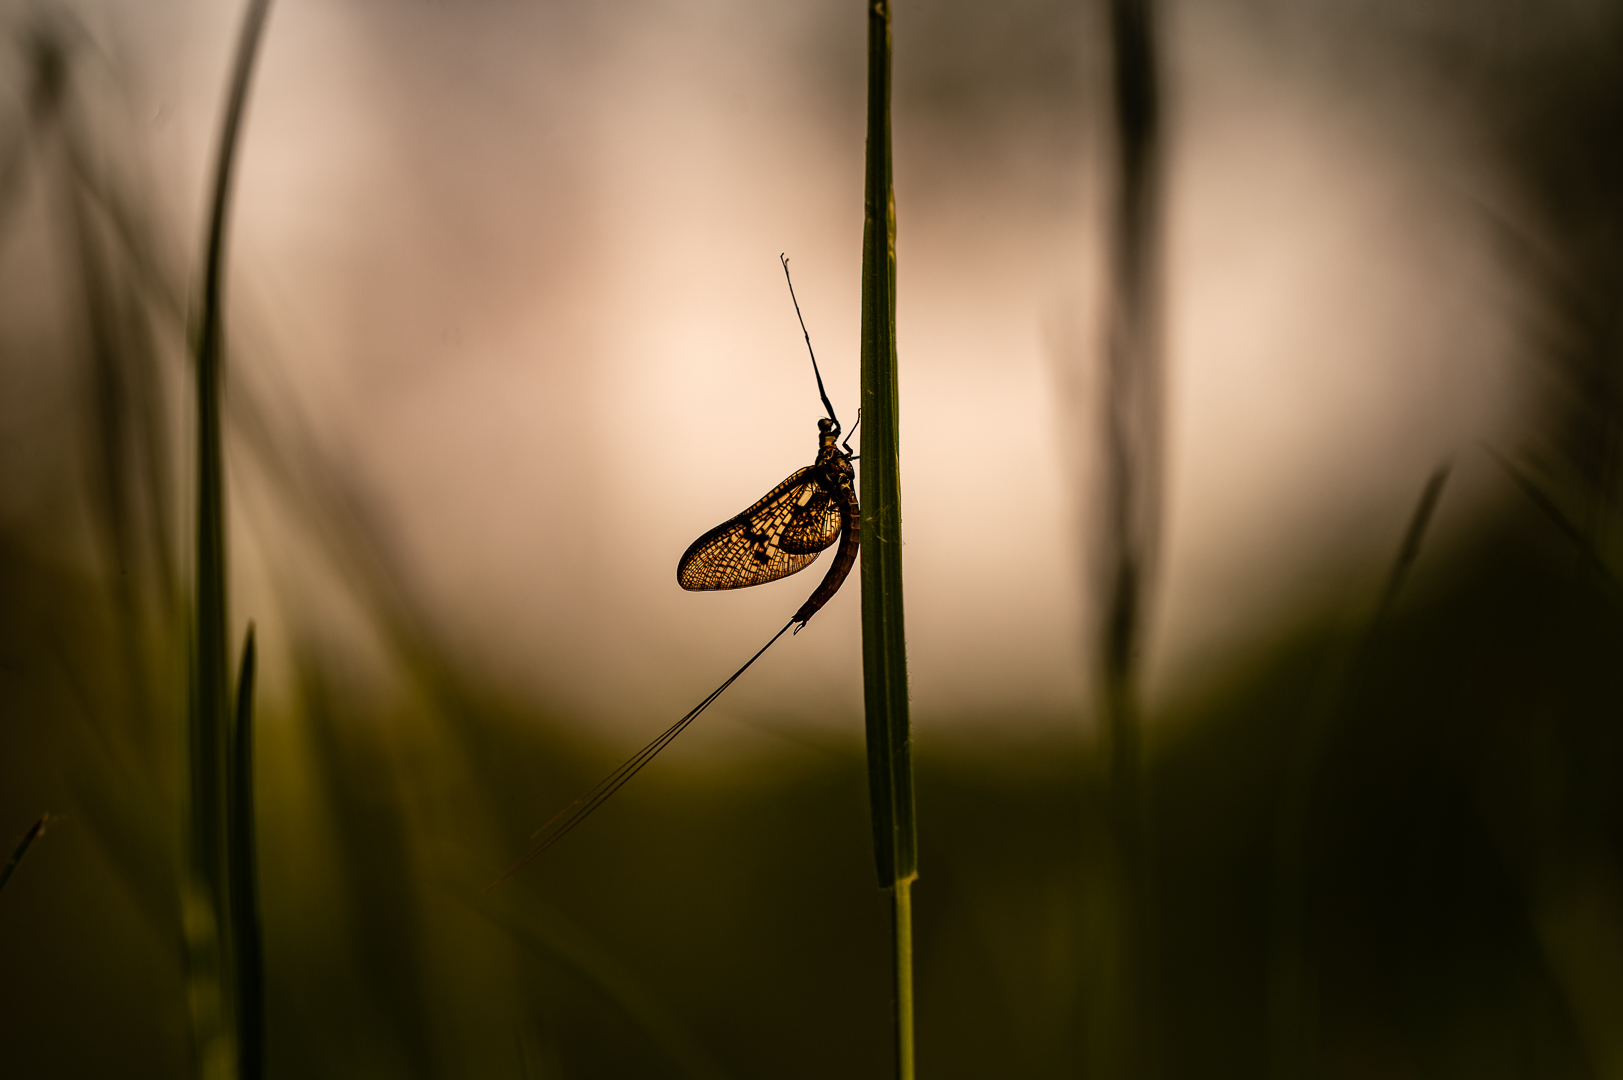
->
[187,0,274,1075]
[6,490,1620,1079]
[0,814,49,899]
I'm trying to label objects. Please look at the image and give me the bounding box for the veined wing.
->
[779,485,841,554]
[678,467,840,590]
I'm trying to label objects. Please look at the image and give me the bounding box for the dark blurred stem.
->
[188,1,272,1077]
[1267,465,1450,1080]
[1492,450,1623,596]
[1099,0,1163,1076]
[229,628,264,1080]
[857,2,917,1078]
[0,814,49,898]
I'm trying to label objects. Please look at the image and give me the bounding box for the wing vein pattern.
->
[678,466,843,591]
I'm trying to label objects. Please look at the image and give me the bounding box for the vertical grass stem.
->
[891,877,916,1079]
[1097,0,1164,1076]
[858,2,917,1077]
[229,627,265,1080]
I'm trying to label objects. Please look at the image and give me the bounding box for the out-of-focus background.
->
[1,0,1620,1076]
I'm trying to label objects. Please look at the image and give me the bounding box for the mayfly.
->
[490,256,858,887]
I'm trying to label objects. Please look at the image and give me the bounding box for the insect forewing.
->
[778,485,842,554]
[678,467,841,590]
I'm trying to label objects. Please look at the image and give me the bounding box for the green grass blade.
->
[0,813,49,898]
[229,627,265,1080]
[858,0,912,893]
[890,877,915,1079]
[188,2,274,1077]
[857,2,917,1077]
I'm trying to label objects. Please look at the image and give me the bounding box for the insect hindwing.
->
[677,466,842,591]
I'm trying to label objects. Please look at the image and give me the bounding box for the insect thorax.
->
[816,443,853,482]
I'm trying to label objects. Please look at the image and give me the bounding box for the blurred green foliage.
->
[2,2,1622,1079]
[7,484,1623,1079]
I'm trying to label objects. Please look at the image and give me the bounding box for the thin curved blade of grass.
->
[460,870,732,1080]
[1490,448,1623,596]
[1267,463,1451,1080]
[0,813,49,898]
[857,2,916,1078]
[188,1,274,1076]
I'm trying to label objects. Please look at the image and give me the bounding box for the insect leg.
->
[842,408,862,456]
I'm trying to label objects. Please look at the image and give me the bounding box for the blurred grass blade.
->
[188,1,274,1077]
[857,1,917,1077]
[1268,463,1451,1080]
[1490,448,1623,594]
[0,813,50,898]
[466,878,732,1080]
[229,627,264,1080]
[1096,0,1165,1075]
[1375,464,1452,618]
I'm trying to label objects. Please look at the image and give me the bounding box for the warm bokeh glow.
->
[112,0,1525,740]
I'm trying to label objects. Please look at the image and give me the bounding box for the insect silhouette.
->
[678,266,860,627]
[489,256,858,887]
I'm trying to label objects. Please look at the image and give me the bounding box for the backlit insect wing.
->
[779,483,841,555]
[677,466,843,591]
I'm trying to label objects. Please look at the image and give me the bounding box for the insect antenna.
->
[780,253,840,429]
[487,618,798,889]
